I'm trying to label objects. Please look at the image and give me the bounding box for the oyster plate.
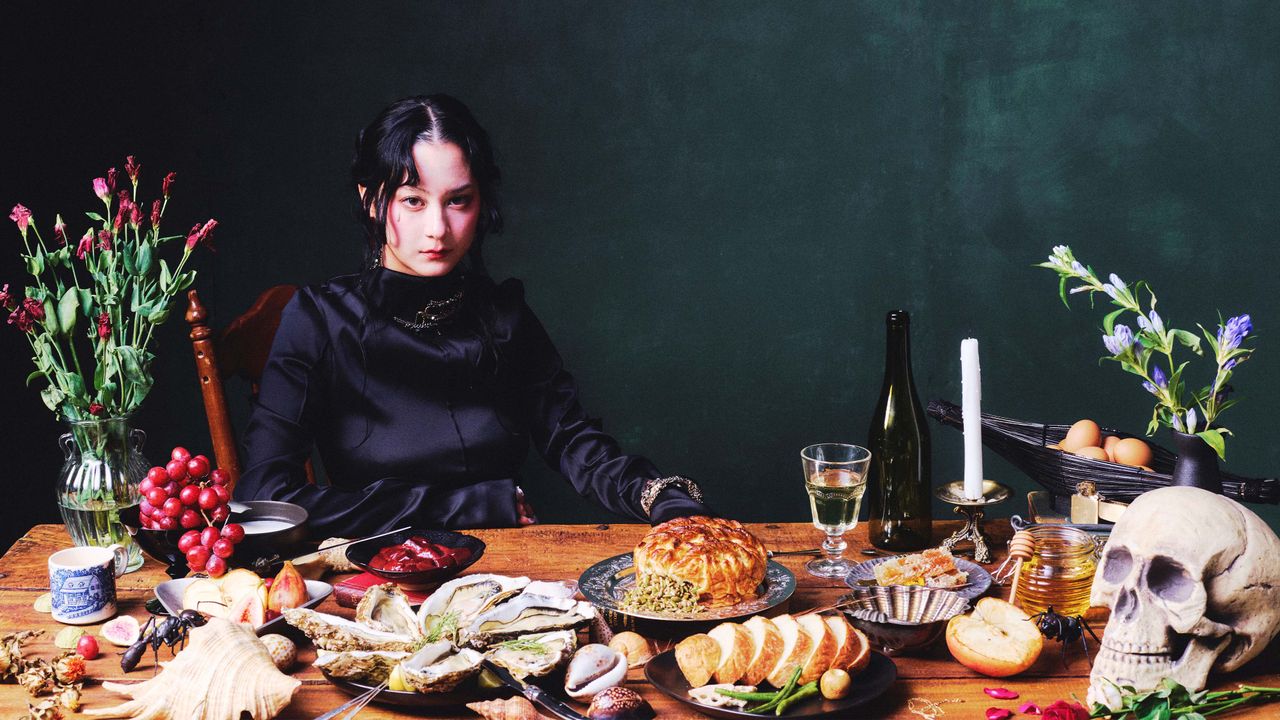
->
[578,553,795,622]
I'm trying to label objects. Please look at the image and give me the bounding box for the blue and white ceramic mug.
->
[48,544,128,625]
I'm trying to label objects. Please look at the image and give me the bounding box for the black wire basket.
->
[927,399,1278,505]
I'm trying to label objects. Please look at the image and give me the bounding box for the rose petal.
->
[984,687,1020,699]
[1019,701,1043,714]
[986,708,1014,720]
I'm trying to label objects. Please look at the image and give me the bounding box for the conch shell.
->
[86,618,300,719]
[466,696,542,720]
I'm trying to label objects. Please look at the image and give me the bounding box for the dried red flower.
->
[53,215,67,245]
[97,230,112,252]
[8,204,31,235]
[0,284,15,311]
[7,308,34,333]
[162,171,176,198]
[125,155,141,183]
[76,231,94,260]
[150,199,162,228]
[88,403,105,416]
[185,218,218,251]
[22,297,44,321]
[97,312,111,339]
[129,204,143,228]
[107,167,118,192]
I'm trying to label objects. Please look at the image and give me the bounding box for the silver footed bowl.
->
[838,585,970,656]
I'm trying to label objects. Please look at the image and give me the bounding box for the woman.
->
[235,94,710,537]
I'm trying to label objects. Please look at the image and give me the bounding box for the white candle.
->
[961,338,984,500]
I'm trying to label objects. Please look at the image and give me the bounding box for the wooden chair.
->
[186,286,315,492]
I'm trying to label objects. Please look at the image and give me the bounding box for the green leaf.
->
[85,211,106,223]
[63,372,87,403]
[97,381,118,405]
[159,259,172,292]
[1173,329,1203,355]
[147,306,170,325]
[1058,275,1070,307]
[175,271,196,292]
[1197,429,1227,461]
[24,253,44,276]
[39,384,66,412]
[25,370,46,386]
[122,244,136,275]
[57,286,80,337]
[42,299,56,332]
[135,242,153,275]
[77,289,92,316]
[1103,307,1127,335]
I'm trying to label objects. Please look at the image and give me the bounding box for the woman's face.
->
[381,141,480,277]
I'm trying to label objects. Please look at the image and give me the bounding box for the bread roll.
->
[633,516,767,608]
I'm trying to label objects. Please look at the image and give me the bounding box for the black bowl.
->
[345,528,486,591]
[120,500,308,578]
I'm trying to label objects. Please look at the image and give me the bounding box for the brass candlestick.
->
[934,479,1011,564]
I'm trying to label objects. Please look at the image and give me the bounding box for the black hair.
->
[351,94,503,274]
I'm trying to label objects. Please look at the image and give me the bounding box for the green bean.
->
[775,682,819,715]
[714,689,780,702]
[748,666,802,714]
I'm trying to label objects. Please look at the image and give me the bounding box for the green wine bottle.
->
[866,310,932,551]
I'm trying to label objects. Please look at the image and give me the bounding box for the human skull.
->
[1088,487,1280,703]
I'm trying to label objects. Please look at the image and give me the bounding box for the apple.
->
[182,577,227,618]
[946,597,1044,677]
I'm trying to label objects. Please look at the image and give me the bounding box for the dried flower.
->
[162,171,176,198]
[9,204,32,237]
[97,229,111,252]
[8,308,35,333]
[52,215,67,245]
[124,155,141,184]
[22,297,44,321]
[17,658,57,695]
[96,312,111,339]
[129,203,143,228]
[106,167,118,192]
[88,403,105,417]
[150,199,162,228]
[76,231,93,260]
[185,218,218,251]
[56,683,81,712]
[51,653,84,685]
[0,284,15,311]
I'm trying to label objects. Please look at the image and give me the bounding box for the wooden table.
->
[0,521,1261,719]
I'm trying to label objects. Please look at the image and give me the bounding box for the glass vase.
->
[56,417,148,573]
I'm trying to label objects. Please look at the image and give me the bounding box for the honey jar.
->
[1015,525,1099,618]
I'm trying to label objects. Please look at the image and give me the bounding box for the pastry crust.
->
[633,516,767,608]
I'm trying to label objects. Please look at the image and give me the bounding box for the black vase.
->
[1170,430,1223,494]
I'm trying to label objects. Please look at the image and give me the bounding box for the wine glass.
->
[801,443,872,578]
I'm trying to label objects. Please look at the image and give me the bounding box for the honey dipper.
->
[1003,530,1036,603]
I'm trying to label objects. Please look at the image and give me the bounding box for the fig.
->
[268,561,308,612]
[102,615,142,646]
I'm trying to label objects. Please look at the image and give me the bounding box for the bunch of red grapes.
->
[138,446,245,577]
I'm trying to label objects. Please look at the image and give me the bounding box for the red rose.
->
[89,403,105,416]
[1042,700,1089,720]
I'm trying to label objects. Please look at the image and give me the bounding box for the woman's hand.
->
[515,486,538,526]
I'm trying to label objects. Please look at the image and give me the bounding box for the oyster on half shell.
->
[356,583,422,638]
[484,630,577,680]
[418,574,530,637]
[400,640,484,693]
[283,608,418,652]
[464,594,595,648]
[313,649,411,684]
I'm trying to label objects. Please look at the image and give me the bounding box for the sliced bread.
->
[765,614,814,688]
[796,613,837,684]
[707,622,753,684]
[675,633,721,688]
[824,613,870,673]
[740,615,785,686]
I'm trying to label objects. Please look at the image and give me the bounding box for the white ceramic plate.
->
[153,577,332,636]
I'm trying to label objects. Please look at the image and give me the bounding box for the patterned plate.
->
[843,556,993,600]
[578,553,795,622]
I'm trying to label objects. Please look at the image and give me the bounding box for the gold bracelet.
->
[640,475,705,517]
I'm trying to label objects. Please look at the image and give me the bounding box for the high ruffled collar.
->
[365,267,467,319]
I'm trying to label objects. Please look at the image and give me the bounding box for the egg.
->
[1074,446,1110,461]
[1103,435,1121,461]
[1112,437,1153,468]
[1061,419,1102,453]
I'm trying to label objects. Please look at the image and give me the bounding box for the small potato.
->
[820,668,852,700]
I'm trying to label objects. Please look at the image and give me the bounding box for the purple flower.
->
[1151,365,1168,388]
[1071,261,1087,276]
[1137,310,1165,335]
[1218,314,1253,352]
[1142,381,1159,396]
[1103,325,1135,356]
[1186,408,1199,433]
[1224,358,1238,371]
[1215,384,1234,405]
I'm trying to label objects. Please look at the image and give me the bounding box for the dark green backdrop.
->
[3,1,1278,552]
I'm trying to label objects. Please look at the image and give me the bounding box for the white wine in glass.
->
[801,443,871,578]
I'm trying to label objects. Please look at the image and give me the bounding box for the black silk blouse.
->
[234,268,710,537]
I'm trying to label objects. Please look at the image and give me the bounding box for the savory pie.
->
[631,516,767,609]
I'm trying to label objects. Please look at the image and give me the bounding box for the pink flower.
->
[53,215,67,245]
[986,708,1013,720]
[150,199,162,228]
[162,171,176,198]
[1019,701,1043,715]
[76,231,94,260]
[93,177,110,202]
[9,204,31,236]
[106,167,118,192]
[1042,700,1089,720]
[124,155,141,183]
[185,218,218,251]
[97,312,111,339]
[88,402,105,416]
[22,297,44,321]
[97,229,111,252]
[0,284,15,311]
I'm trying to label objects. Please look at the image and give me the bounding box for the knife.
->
[288,526,412,565]
[481,659,589,720]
